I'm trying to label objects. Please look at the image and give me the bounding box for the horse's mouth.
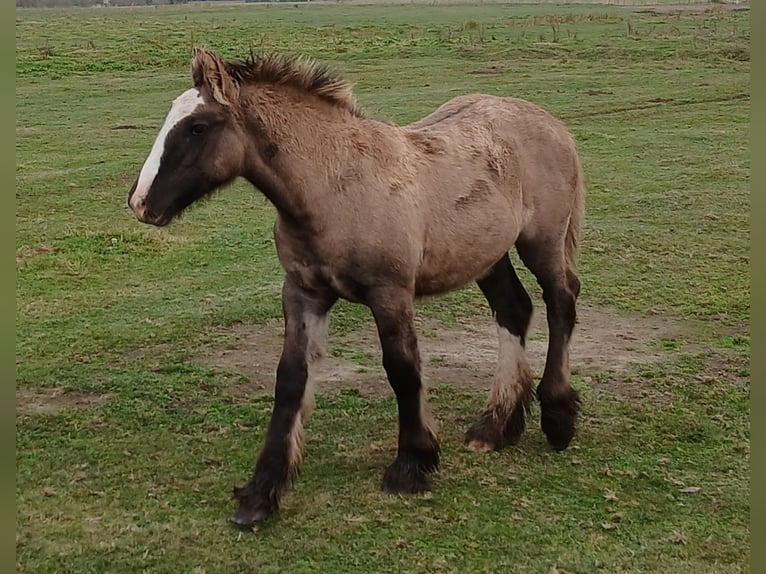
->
[146,214,173,227]
[134,208,173,227]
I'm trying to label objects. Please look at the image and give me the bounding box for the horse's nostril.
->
[129,194,150,220]
[131,198,147,213]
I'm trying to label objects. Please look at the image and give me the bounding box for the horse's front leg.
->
[370,289,440,493]
[231,277,336,527]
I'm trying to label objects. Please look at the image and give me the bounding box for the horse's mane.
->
[224,53,364,118]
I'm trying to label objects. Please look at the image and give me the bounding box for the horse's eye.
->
[191,123,207,136]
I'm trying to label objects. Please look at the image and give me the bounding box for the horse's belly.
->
[413,186,523,295]
[415,264,496,296]
[414,233,514,296]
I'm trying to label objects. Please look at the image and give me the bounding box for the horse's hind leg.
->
[465,254,535,451]
[369,287,440,494]
[516,237,581,451]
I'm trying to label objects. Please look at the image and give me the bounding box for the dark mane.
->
[225,53,364,118]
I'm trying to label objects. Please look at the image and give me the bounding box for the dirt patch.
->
[110,123,150,131]
[562,92,750,121]
[470,65,508,75]
[16,126,40,136]
[16,387,112,416]
[15,244,56,265]
[201,304,695,400]
[636,4,749,16]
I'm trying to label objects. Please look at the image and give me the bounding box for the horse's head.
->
[128,49,246,226]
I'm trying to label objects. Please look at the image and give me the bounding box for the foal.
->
[128,49,585,527]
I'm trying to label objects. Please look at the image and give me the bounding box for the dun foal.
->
[128,49,585,527]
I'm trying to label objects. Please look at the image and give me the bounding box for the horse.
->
[127,48,585,528]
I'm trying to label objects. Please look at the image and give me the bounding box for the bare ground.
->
[636,4,749,16]
[202,304,708,400]
[16,388,112,417]
[16,304,740,416]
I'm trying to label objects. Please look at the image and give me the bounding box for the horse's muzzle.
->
[127,180,170,226]
[133,206,171,227]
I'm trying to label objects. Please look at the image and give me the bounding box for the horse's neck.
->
[242,91,364,225]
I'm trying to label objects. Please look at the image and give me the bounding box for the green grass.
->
[16,3,749,572]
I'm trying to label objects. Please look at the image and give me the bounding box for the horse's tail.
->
[564,156,585,272]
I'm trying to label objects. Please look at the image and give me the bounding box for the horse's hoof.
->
[464,412,503,452]
[230,485,276,529]
[381,472,431,494]
[230,504,273,529]
[466,438,496,452]
[381,456,432,494]
[465,404,530,451]
[540,390,580,451]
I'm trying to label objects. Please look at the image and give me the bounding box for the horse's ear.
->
[191,48,239,107]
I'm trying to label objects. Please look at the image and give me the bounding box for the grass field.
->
[15,2,750,572]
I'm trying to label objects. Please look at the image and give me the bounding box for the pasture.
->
[15,2,750,572]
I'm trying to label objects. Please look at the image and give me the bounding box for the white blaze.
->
[129,88,204,213]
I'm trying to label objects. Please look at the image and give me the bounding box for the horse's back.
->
[402,94,582,294]
[405,93,577,172]
[406,93,581,228]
